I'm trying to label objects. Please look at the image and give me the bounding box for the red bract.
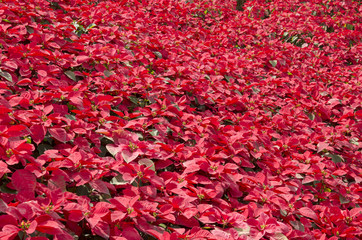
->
[106,131,151,163]
[11,169,36,201]
[0,0,361,239]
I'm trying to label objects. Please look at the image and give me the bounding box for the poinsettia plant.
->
[0,0,361,239]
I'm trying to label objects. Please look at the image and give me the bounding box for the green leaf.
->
[0,184,17,194]
[98,145,108,157]
[131,179,139,187]
[110,175,128,185]
[64,37,73,43]
[234,226,250,236]
[138,158,155,171]
[222,119,235,126]
[37,143,53,155]
[40,19,51,25]
[124,61,132,67]
[26,26,34,34]
[166,127,172,134]
[224,75,232,82]
[50,1,64,11]
[234,89,242,96]
[153,51,163,59]
[274,233,288,240]
[327,154,344,163]
[72,20,81,29]
[76,185,89,196]
[290,221,305,232]
[18,231,26,240]
[25,136,32,144]
[269,60,278,67]
[252,86,260,94]
[346,24,355,30]
[305,112,315,121]
[135,132,144,140]
[291,36,298,42]
[104,70,114,78]
[0,70,12,82]
[64,71,76,81]
[339,194,350,204]
[149,129,159,136]
[350,137,359,146]
[280,209,288,217]
[66,103,76,111]
[174,104,181,111]
[129,95,139,105]
[65,114,76,121]
[86,23,96,30]
[159,223,167,229]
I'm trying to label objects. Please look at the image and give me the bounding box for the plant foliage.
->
[0,0,361,239]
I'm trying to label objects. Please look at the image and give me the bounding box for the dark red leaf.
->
[30,124,46,145]
[90,179,110,195]
[299,207,318,221]
[122,227,142,240]
[92,221,110,239]
[0,224,19,240]
[68,210,84,222]
[12,169,36,201]
[49,128,72,142]
[0,215,17,229]
[36,220,63,235]
[0,161,10,179]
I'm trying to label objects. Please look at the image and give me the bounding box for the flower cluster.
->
[0,0,361,239]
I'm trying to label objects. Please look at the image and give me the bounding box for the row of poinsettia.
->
[0,0,361,239]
